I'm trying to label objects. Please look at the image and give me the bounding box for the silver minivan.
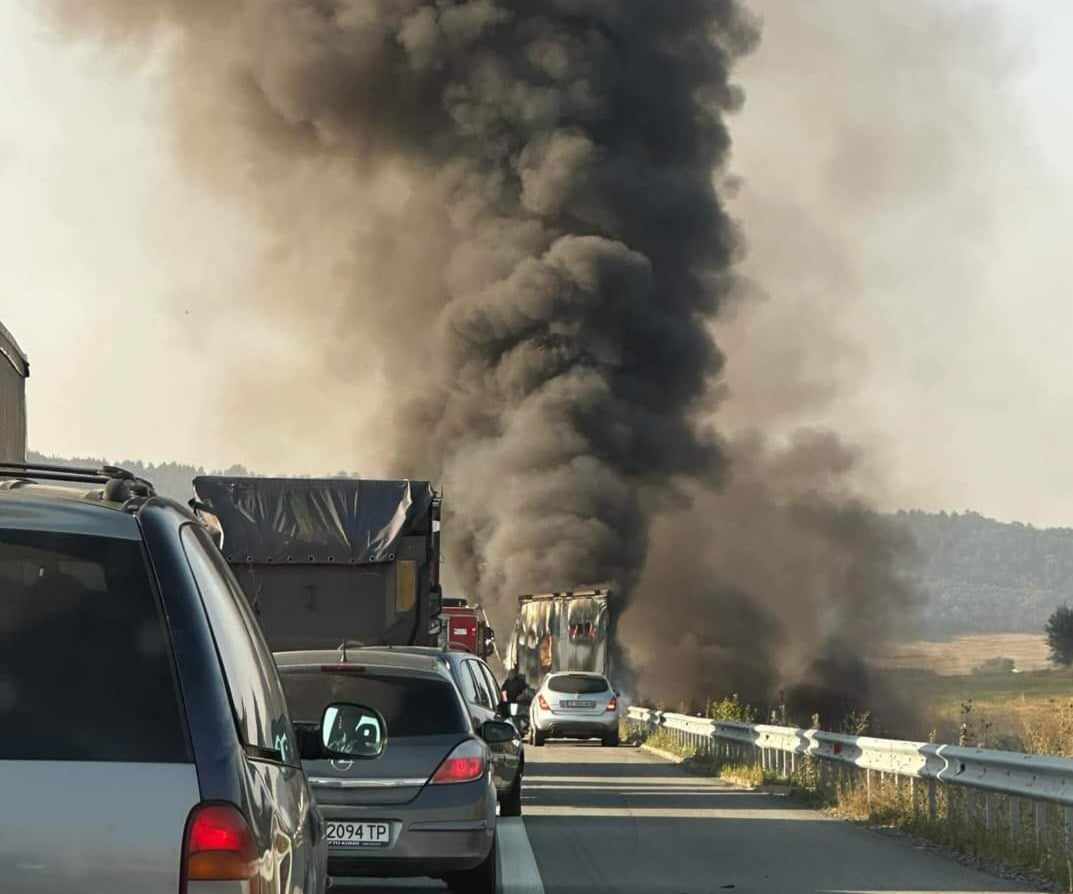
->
[0,463,379,894]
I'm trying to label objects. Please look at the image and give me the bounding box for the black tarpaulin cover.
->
[193,477,434,564]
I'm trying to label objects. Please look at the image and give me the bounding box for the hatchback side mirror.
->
[320,703,387,759]
[481,720,517,745]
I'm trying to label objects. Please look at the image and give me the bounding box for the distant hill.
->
[19,455,1067,637]
[893,510,1073,636]
[26,451,254,503]
[25,452,360,503]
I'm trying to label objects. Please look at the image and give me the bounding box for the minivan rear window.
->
[280,671,467,738]
[548,674,610,694]
[0,530,189,762]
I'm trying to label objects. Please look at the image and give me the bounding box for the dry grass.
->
[881,661,1073,749]
[1022,700,1073,758]
[876,634,1052,675]
[718,763,771,788]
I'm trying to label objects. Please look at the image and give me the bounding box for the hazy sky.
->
[3,1,1073,525]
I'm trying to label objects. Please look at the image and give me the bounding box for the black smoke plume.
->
[621,430,921,730]
[43,0,923,726]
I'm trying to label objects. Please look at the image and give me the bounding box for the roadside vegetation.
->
[627,689,1073,891]
[894,666,1073,751]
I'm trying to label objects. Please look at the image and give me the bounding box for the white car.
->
[529,672,619,747]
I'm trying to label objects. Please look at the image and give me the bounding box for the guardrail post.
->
[927,778,937,822]
[866,768,872,808]
[983,793,992,832]
[1064,807,1073,873]
[1010,796,1020,840]
[1035,801,1045,854]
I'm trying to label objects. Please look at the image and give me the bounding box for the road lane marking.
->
[497,817,545,894]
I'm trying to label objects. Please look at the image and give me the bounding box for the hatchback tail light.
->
[606,696,618,712]
[537,694,550,711]
[183,803,257,886]
[430,739,486,785]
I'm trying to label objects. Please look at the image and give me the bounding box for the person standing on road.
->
[501,666,527,704]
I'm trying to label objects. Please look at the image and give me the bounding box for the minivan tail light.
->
[606,696,618,712]
[430,740,486,785]
[537,694,550,711]
[183,803,257,884]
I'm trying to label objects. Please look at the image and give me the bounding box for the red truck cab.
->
[441,597,495,658]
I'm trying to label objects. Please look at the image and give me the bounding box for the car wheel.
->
[499,766,523,817]
[531,727,545,747]
[445,837,497,894]
[602,730,620,747]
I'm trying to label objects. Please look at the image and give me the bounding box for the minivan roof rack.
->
[0,462,156,502]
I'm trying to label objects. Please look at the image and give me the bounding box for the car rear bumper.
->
[533,711,618,737]
[318,776,496,880]
[327,824,491,878]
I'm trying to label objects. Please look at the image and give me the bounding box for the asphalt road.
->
[334,740,1045,894]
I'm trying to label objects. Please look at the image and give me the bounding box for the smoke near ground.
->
[41,1,946,727]
[614,0,1026,726]
[621,430,921,730]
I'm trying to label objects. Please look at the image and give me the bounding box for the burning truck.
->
[505,588,613,691]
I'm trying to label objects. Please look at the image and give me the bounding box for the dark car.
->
[276,647,517,893]
[348,645,526,814]
[410,647,526,815]
[0,462,377,894]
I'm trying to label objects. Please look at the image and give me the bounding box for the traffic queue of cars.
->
[0,462,620,893]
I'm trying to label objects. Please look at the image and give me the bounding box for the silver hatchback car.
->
[530,671,620,746]
[276,648,515,893]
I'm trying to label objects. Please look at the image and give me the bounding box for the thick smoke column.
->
[45,0,757,618]
[45,0,923,725]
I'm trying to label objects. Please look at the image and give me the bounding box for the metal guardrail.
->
[627,706,1073,818]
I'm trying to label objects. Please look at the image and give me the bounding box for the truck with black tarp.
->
[0,321,28,463]
[193,476,442,651]
[505,588,613,690]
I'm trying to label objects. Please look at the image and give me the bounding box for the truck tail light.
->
[183,803,257,885]
[430,740,486,785]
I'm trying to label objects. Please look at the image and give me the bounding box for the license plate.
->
[325,821,392,848]
[561,700,596,709]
